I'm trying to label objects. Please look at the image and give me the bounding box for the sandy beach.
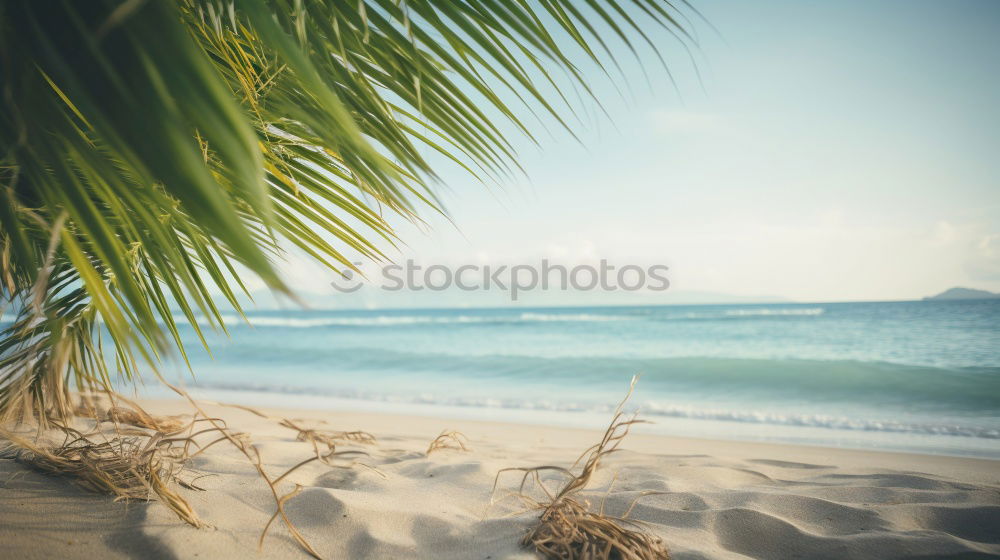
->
[5,2,999,559]
[1,399,998,560]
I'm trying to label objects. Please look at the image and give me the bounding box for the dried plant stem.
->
[426,430,470,455]
[491,375,669,560]
[203,400,376,453]
[0,420,207,527]
[2,384,392,559]
[161,382,372,560]
[73,391,187,432]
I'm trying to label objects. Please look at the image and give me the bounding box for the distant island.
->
[924,287,1000,300]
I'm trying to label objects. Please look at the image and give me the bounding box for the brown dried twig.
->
[490,375,669,559]
[203,400,376,454]
[426,430,470,455]
[1,386,382,560]
[163,383,374,559]
[72,391,188,433]
[0,420,209,527]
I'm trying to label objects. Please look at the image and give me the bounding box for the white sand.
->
[2,399,998,559]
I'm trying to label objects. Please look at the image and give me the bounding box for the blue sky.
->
[269,0,1000,307]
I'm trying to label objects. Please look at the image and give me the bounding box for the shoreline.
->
[140,386,1000,460]
[141,398,1000,481]
[2,398,998,559]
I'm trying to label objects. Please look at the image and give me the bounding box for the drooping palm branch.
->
[0,0,695,422]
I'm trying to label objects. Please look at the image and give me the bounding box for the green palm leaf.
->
[0,0,695,421]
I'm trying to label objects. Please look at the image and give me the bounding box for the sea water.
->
[151,300,1000,458]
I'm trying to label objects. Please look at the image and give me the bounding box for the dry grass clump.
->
[206,401,376,454]
[287,421,375,454]
[492,376,669,560]
[426,430,470,455]
[105,406,188,433]
[1,386,375,560]
[167,386,373,559]
[526,497,667,560]
[72,393,187,433]
[0,423,205,527]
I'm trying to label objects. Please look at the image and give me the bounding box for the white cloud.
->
[968,233,1000,282]
[930,220,959,246]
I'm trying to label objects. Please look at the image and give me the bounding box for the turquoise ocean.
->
[153,300,1000,458]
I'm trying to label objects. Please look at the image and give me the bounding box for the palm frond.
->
[0,0,695,421]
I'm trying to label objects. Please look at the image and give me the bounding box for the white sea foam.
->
[652,307,826,320]
[188,381,999,439]
[639,403,997,438]
[517,312,636,322]
[722,307,825,317]
[170,311,637,328]
[163,305,832,329]
[170,308,824,327]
